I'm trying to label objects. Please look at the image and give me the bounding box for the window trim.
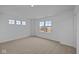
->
[8,20,15,24]
[40,20,52,32]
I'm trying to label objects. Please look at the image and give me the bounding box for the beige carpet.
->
[0,37,76,54]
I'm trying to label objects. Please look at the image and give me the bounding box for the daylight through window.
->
[40,20,52,32]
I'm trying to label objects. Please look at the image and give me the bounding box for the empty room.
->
[0,5,76,54]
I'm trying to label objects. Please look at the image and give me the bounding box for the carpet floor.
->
[0,37,76,54]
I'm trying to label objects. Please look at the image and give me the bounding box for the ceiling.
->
[0,5,75,19]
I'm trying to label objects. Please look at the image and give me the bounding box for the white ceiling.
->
[0,5,75,19]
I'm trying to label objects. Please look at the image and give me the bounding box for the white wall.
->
[77,9,79,54]
[35,10,75,47]
[0,11,31,43]
[75,6,79,53]
[0,6,76,48]
[30,19,36,36]
[73,15,77,51]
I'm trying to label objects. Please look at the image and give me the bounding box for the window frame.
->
[8,20,15,24]
[22,21,26,25]
[39,20,52,32]
[16,20,21,25]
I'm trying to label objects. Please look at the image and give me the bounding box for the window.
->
[40,21,45,32]
[45,21,52,26]
[40,22,44,26]
[22,21,26,25]
[8,19,26,26]
[16,21,21,25]
[8,20,15,24]
[40,20,52,32]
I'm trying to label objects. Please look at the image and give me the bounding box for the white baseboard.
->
[0,35,31,43]
[60,41,76,48]
[34,35,76,48]
[0,35,76,49]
